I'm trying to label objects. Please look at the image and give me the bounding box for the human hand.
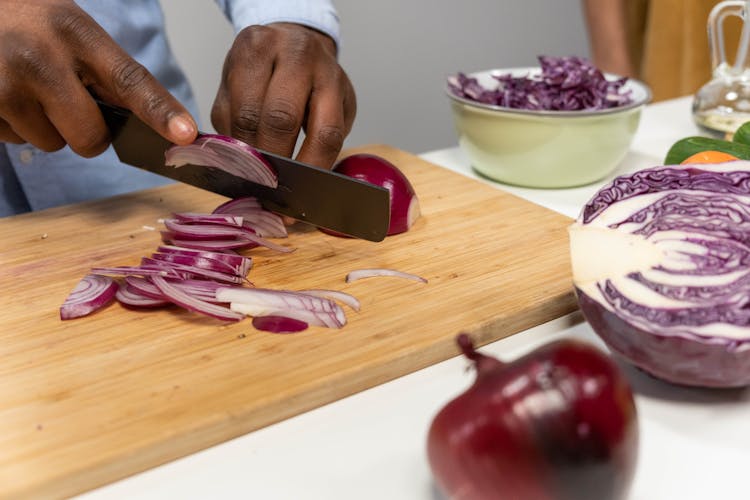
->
[211,23,356,170]
[0,0,197,156]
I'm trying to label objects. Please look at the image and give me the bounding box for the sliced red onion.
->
[89,266,184,279]
[156,245,253,275]
[60,274,118,320]
[150,252,241,277]
[172,279,231,303]
[152,245,253,277]
[151,275,244,322]
[345,268,428,284]
[161,222,293,253]
[161,235,257,252]
[216,287,346,328]
[164,134,278,188]
[140,257,244,284]
[300,289,361,312]
[124,276,166,300]
[162,219,254,239]
[214,197,262,212]
[116,284,171,308]
[252,315,309,334]
[213,197,287,238]
[172,212,243,227]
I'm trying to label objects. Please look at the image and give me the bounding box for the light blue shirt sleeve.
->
[0,0,341,217]
[213,0,340,47]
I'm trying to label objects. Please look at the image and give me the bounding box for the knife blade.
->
[97,100,391,242]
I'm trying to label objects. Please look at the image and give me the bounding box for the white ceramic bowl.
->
[446,68,652,188]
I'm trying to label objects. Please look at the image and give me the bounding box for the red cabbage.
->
[570,161,750,387]
[448,56,632,111]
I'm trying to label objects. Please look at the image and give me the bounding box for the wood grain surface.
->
[0,145,577,499]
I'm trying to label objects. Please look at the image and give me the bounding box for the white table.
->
[80,97,750,500]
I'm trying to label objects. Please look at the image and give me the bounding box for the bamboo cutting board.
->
[0,145,577,499]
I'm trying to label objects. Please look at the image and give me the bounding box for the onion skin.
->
[577,287,750,387]
[427,335,638,500]
[329,153,420,236]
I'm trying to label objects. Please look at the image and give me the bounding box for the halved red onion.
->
[60,274,118,320]
[345,268,428,284]
[164,134,278,188]
[332,154,420,236]
[151,275,244,322]
[252,315,309,334]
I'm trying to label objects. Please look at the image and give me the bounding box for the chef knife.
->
[97,100,391,242]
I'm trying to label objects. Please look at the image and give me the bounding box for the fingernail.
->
[169,116,196,141]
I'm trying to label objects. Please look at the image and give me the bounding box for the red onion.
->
[160,236,256,252]
[116,284,171,308]
[427,334,638,500]
[61,196,356,331]
[156,245,253,276]
[212,197,288,238]
[252,315,309,334]
[216,287,347,328]
[172,212,244,227]
[60,274,118,320]
[164,134,278,188]
[328,153,420,236]
[300,289,361,312]
[151,275,245,322]
[345,268,427,284]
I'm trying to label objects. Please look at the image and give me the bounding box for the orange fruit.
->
[681,150,739,164]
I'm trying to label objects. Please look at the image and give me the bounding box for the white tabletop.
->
[80,97,750,500]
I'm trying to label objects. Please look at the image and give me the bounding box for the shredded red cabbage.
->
[448,56,632,111]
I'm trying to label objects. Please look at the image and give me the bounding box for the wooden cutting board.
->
[0,145,577,499]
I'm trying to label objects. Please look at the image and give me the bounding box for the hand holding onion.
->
[427,334,638,500]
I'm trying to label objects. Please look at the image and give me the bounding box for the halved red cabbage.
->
[570,161,750,387]
[448,56,632,111]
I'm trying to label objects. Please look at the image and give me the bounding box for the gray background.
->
[161,0,590,154]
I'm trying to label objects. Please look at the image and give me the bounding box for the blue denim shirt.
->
[0,0,339,217]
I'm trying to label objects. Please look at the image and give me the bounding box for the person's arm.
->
[211,0,355,170]
[0,0,198,155]
[581,0,637,77]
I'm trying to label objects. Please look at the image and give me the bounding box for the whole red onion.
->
[427,334,638,500]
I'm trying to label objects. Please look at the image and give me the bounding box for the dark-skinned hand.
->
[0,0,198,155]
[211,22,356,170]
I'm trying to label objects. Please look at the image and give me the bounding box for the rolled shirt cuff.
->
[215,0,340,48]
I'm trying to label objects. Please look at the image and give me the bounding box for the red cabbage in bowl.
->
[449,56,632,111]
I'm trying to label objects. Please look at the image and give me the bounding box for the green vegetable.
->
[732,121,750,146]
[664,136,750,165]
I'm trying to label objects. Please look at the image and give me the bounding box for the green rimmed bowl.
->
[446,68,652,188]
